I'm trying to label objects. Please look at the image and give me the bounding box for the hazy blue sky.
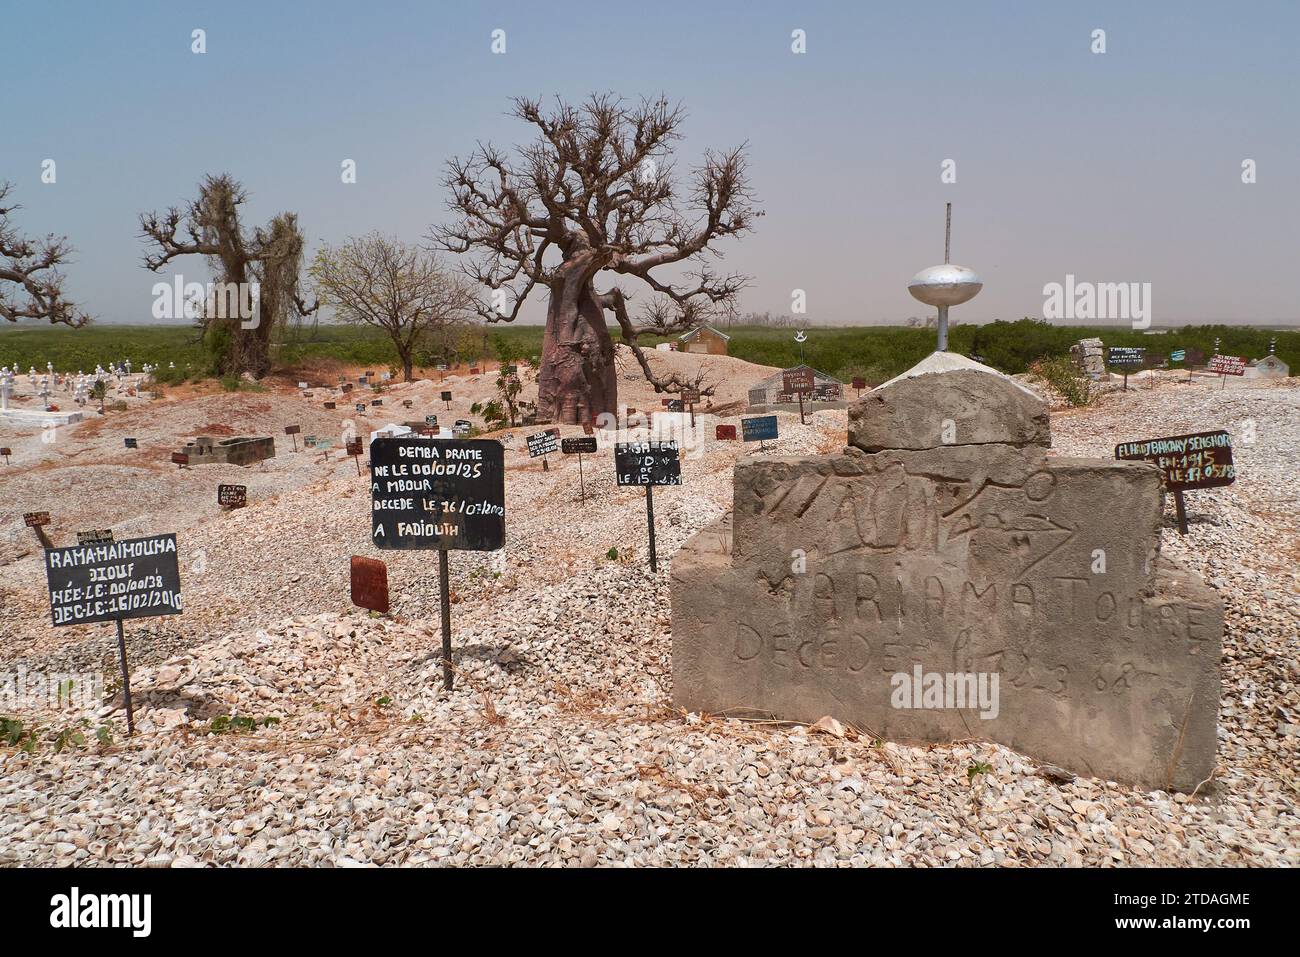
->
[2,0,1297,326]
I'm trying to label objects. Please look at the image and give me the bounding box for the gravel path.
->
[1,373,1295,866]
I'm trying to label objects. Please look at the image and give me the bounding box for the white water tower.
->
[907,203,982,352]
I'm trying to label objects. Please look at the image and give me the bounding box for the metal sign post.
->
[44,533,183,735]
[369,437,505,691]
[24,511,53,548]
[1115,430,1236,535]
[438,548,453,689]
[614,441,682,572]
[562,436,597,502]
[527,430,558,471]
[741,415,778,452]
[645,485,657,571]
[114,619,135,735]
[681,388,700,428]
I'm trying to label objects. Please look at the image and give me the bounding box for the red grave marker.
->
[350,556,390,614]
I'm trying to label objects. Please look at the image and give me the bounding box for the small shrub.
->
[1029,356,1092,407]
[204,714,279,734]
[151,365,190,386]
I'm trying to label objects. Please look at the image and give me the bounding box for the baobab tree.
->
[310,234,476,382]
[140,174,316,378]
[0,181,91,326]
[432,94,761,424]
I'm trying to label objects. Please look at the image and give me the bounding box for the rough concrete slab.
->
[672,444,1222,792]
[848,352,1050,452]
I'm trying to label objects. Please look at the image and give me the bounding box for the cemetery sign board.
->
[782,368,814,394]
[1114,430,1235,492]
[1207,355,1247,376]
[526,431,559,457]
[1107,346,1145,367]
[44,533,183,627]
[561,436,597,455]
[742,415,779,443]
[369,437,505,551]
[218,484,248,509]
[615,442,682,486]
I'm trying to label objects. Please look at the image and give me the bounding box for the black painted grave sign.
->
[369,437,505,690]
[43,533,183,734]
[1115,429,1235,534]
[218,484,248,509]
[614,441,681,572]
[562,436,597,502]
[370,437,505,551]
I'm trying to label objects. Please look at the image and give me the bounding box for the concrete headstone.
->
[671,353,1221,791]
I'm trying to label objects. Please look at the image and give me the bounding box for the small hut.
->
[677,324,731,355]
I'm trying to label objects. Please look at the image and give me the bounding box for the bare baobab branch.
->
[0,181,92,327]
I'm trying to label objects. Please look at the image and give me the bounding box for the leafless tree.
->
[432,94,761,424]
[740,310,798,328]
[140,174,317,378]
[310,233,476,382]
[0,182,91,326]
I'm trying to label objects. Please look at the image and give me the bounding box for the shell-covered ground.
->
[1,361,1295,866]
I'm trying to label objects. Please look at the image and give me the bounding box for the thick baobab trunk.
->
[536,270,617,424]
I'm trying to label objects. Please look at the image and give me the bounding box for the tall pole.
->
[645,485,657,572]
[116,618,135,735]
[438,549,453,691]
[937,203,952,352]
